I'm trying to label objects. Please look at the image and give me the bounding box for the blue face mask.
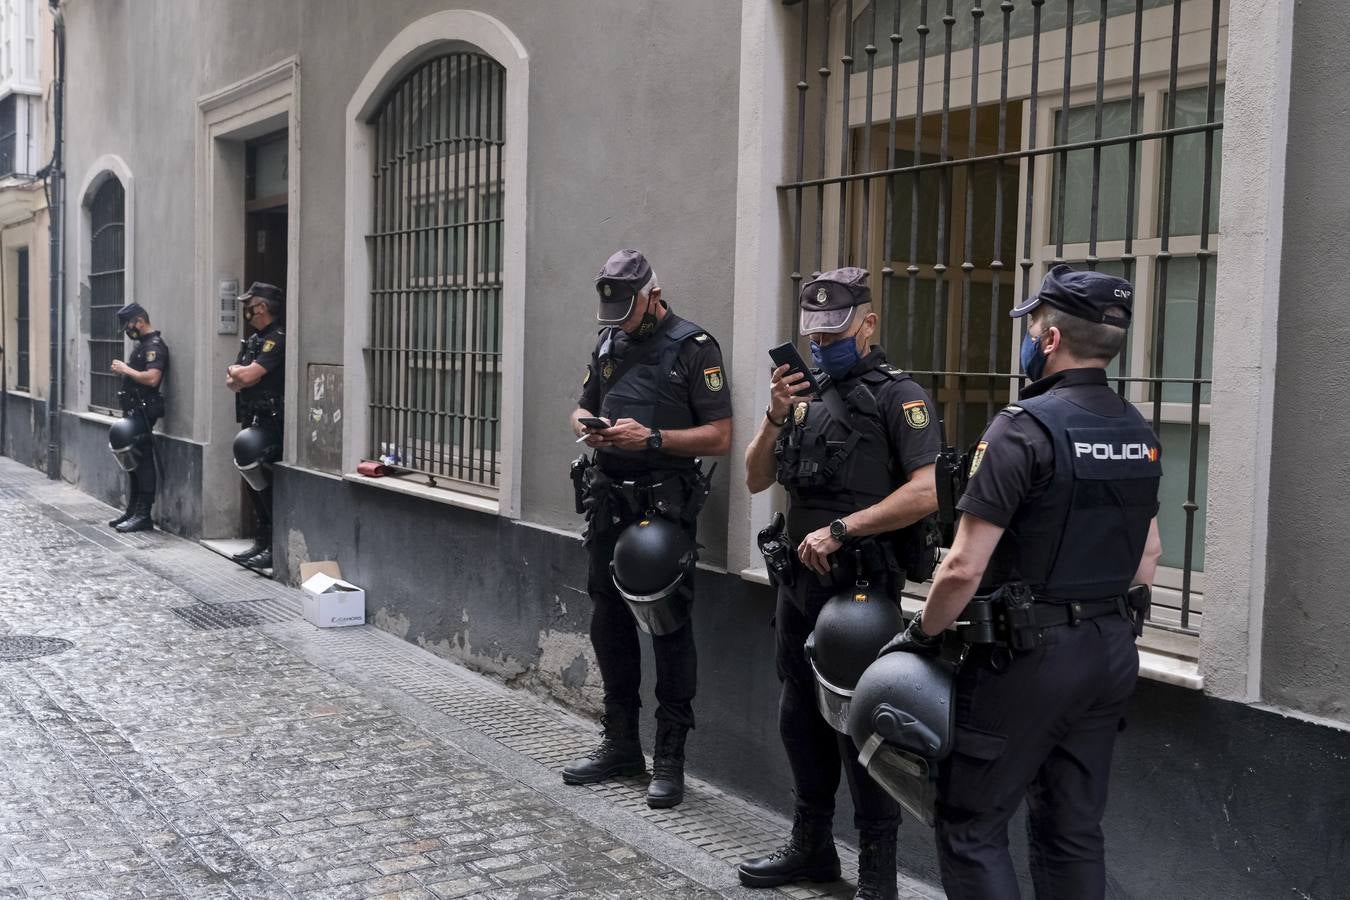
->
[1019,329,1047,382]
[810,333,862,380]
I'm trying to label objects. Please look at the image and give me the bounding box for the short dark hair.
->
[1039,305,1128,362]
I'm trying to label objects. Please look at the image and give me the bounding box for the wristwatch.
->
[829,518,848,541]
[646,428,664,450]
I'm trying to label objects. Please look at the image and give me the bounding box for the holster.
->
[578,458,713,545]
[756,511,796,589]
[1126,584,1151,637]
[118,389,164,420]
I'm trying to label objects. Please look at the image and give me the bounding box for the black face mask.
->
[124,326,140,340]
[629,296,660,343]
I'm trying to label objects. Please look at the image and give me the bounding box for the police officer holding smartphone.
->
[879,265,1163,899]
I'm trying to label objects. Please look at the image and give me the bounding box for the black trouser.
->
[585,515,698,729]
[775,575,901,834]
[241,418,281,540]
[935,613,1139,900]
[123,411,158,508]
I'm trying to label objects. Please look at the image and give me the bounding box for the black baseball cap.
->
[238,282,284,304]
[116,302,148,324]
[799,267,871,335]
[594,249,654,324]
[1010,264,1133,328]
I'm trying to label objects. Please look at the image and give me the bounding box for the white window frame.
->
[74,156,134,422]
[343,10,528,519]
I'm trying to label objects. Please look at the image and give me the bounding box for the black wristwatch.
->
[647,428,663,450]
[829,518,848,541]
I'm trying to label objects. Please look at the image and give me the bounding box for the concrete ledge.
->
[342,471,501,517]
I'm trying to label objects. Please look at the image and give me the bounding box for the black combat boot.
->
[562,706,645,785]
[232,532,270,562]
[738,811,841,888]
[853,828,899,900]
[243,547,273,571]
[108,498,135,528]
[646,722,688,809]
[115,497,154,533]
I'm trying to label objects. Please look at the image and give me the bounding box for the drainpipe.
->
[44,1,64,479]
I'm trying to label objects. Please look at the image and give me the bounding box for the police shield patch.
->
[582,366,591,387]
[261,340,276,353]
[601,359,616,381]
[703,366,724,392]
[903,400,930,429]
[969,441,988,478]
[794,401,808,425]
[145,351,157,362]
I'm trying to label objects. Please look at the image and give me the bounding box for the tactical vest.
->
[982,388,1162,601]
[775,366,908,540]
[595,317,706,472]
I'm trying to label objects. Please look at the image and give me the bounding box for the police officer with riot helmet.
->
[564,249,732,809]
[106,303,169,533]
[877,265,1163,899]
[225,282,286,572]
[739,268,940,900]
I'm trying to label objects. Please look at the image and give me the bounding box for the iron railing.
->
[88,178,125,414]
[780,0,1225,635]
[365,51,505,492]
[15,246,27,391]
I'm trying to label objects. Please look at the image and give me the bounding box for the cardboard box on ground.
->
[299,561,366,628]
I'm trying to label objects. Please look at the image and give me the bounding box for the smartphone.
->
[577,416,611,431]
[768,341,821,396]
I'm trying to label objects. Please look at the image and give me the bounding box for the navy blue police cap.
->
[238,282,284,304]
[1010,264,1133,328]
[595,249,655,324]
[799,267,871,335]
[116,302,148,324]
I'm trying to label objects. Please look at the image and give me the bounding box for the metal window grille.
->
[780,0,1225,636]
[0,93,15,177]
[365,52,505,493]
[88,177,126,414]
[15,246,28,392]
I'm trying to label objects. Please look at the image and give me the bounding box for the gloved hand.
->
[877,610,944,658]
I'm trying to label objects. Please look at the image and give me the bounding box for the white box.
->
[300,567,366,628]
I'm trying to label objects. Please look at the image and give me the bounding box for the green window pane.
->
[1161,85,1224,237]
[1156,421,1207,572]
[1050,99,1140,245]
[881,275,941,374]
[1154,256,1215,404]
[889,150,945,265]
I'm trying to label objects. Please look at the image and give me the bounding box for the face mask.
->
[1020,329,1047,381]
[629,295,659,342]
[810,332,862,379]
[124,326,140,340]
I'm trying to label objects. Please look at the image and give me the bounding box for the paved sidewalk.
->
[0,459,941,900]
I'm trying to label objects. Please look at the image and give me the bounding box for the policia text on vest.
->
[739,267,942,898]
[564,250,733,812]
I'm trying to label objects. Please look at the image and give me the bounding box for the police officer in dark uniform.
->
[107,303,168,532]
[879,264,1163,899]
[740,268,941,900]
[563,249,732,809]
[225,282,286,571]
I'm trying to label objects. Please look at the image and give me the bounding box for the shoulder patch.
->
[582,365,591,388]
[968,441,988,478]
[902,399,930,430]
[145,351,157,362]
[703,366,724,392]
[261,339,276,353]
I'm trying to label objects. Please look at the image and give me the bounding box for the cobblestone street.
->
[0,460,939,900]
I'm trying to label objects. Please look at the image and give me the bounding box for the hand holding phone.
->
[577,416,611,431]
[768,341,821,396]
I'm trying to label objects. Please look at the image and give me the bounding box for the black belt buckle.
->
[1068,601,1084,627]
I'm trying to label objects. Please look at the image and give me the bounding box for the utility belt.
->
[956,582,1152,652]
[237,393,282,424]
[571,453,714,544]
[756,512,902,594]
[118,388,164,419]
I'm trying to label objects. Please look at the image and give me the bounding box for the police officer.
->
[107,303,168,532]
[879,264,1163,899]
[563,249,732,809]
[740,268,940,900]
[225,282,286,571]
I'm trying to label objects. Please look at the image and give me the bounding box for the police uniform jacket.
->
[236,322,286,425]
[121,331,169,417]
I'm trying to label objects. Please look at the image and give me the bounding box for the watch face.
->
[830,519,846,539]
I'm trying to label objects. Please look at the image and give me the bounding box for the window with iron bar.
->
[14,245,28,392]
[0,92,15,178]
[364,51,505,494]
[781,0,1225,645]
[88,177,126,415]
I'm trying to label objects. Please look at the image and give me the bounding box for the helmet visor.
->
[809,659,854,735]
[110,444,141,473]
[856,734,938,827]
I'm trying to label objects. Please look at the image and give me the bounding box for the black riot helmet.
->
[108,415,151,472]
[846,649,957,826]
[232,425,281,492]
[804,583,906,734]
[609,515,697,636]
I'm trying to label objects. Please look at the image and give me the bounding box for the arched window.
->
[365,50,505,492]
[88,176,126,413]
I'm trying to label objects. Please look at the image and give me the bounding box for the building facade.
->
[4,1,1347,895]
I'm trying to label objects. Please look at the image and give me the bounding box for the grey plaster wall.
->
[61,0,742,563]
[1,392,48,472]
[1262,0,1350,720]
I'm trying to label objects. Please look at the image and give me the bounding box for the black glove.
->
[877,611,944,658]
